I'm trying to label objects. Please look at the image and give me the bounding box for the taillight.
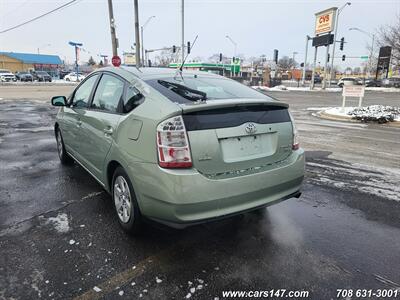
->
[289,113,300,150]
[157,115,192,168]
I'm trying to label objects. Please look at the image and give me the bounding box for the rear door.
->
[182,103,293,176]
[78,73,124,180]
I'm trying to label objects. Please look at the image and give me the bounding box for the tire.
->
[56,128,74,165]
[112,167,143,234]
[66,78,70,82]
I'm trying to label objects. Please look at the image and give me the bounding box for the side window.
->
[91,74,124,113]
[72,75,99,108]
[123,85,144,113]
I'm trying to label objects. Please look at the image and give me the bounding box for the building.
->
[169,62,238,76]
[0,52,63,76]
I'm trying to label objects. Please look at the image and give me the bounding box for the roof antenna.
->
[174,35,198,80]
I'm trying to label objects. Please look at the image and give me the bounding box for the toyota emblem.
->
[244,123,257,134]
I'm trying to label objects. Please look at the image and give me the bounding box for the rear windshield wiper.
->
[158,80,207,102]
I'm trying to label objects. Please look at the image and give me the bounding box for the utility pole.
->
[301,35,311,85]
[107,0,118,57]
[322,44,330,89]
[134,0,141,67]
[181,0,185,65]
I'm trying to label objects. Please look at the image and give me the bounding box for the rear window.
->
[145,76,268,104]
[183,105,290,131]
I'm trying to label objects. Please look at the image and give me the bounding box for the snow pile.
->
[252,85,287,91]
[347,105,400,123]
[324,107,354,117]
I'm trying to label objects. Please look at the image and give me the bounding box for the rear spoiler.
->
[179,98,289,114]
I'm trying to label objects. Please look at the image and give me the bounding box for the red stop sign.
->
[112,55,121,67]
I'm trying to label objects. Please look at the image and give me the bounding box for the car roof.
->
[98,66,223,81]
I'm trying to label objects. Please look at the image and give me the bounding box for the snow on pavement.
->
[45,213,70,233]
[307,159,400,202]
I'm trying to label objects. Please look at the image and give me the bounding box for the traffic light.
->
[172,45,176,53]
[187,42,191,54]
[342,55,346,61]
[300,62,304,67]
[327,53,330,62]
[219,53,223,62]
[232,56,236,63]
[273,49,279,64]
[340,37,345,51]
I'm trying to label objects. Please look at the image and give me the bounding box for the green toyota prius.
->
[51,67,304,233]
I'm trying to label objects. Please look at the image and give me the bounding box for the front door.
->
[61,74,99,157]
[79,73,125,181]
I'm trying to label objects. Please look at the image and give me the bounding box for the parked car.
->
[0,69,17,82]
[31,71,52,82]
[64,72,85,82]
[381,77,400,88]
[365,78,381,87]
[313,75,322,84]
[337,77,362,87]
[51,67,305,233]
[15,71,33,82]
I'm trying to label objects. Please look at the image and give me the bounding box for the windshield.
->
[145,75,268,104]
[0,70,11,74]
[37,71,48,75]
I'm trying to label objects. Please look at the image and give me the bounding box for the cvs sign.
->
[315,8,337,35]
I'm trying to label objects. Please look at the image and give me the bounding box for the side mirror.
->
[51,96,67,106]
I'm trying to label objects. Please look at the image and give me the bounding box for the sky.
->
[0,0,399,69]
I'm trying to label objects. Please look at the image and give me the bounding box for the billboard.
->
[315,8,337,35]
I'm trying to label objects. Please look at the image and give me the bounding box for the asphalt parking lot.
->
[1,86,400,299]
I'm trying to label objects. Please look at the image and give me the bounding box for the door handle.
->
[104,127,113,135]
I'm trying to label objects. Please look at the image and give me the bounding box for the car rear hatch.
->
[180,99,293,176]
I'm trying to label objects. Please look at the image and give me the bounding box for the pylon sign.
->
[315,7,337,36]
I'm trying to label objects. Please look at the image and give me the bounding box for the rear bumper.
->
[127,149,305,227]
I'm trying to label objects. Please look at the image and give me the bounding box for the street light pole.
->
[349,27,375,76]
[225,35,237,57]
[292,51,298,67]
[329,2,351,87]
[225,35,237,76]
[37,44,51,54]
[141,16,155,67]
[301,35,311,85]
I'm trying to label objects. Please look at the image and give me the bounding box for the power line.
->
[0,0,80,34]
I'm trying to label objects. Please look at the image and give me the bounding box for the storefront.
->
[0,52,63,77]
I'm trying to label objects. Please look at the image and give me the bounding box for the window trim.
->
[69,73,101,108]
[88,72,126,115]
[86,71,145,115]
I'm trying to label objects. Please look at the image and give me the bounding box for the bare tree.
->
[208,53,230,63]
[377,14,400,68]
[278,56,296,71]
[154,49,177,67]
